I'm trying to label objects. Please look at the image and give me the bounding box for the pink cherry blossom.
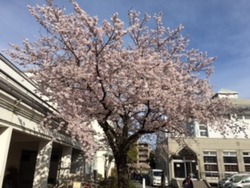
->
[7,1,231,187]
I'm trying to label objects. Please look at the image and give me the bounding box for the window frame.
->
[199,124,208,137]
[223,151,238,172]
[243,151,250,172]
[203,151,218,177]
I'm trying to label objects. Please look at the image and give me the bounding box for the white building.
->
[90,121,115,180]
[0,54,85,188]
[156,89,250,186]
[137,142,152,170]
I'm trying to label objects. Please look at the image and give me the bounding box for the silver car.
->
[223,174,250,188]
[231,176,250,188]
[218,174,246,188]
[218,175,235,188]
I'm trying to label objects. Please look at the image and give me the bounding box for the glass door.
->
[186,161,197,179]
[173,160,197,179]
[174,162,185,178]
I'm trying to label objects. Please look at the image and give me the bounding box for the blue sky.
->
[1,0,250,98]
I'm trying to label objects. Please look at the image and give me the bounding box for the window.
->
[224,157,237,163]
[223,151,238,172]
[205,172,218,177]
[243,158,250,163]
[203,151,216,155]
[236,115,243,120]
[205,164,218,171]
[244,177,250,183]
[224,165,238,172]
[204,156,217,163]
[244,115,250,120]
[203,151,218,178]
[243,152,250,172]
[199,125,208,137]
[153,171,162,176]
[245,166,250,172]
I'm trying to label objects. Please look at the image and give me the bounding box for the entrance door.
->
[19,150,38,188]
[174,162,185,178]
[174,160,197,179]
[185,161,197,178]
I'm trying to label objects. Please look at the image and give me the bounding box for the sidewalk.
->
[133,180,173,188]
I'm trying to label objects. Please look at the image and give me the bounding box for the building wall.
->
[91,150,115,179]
[0,54,84,188]
[157,89,250,185]
[167,137,250,183]
[137,142,152,170]
[89,121,115,179]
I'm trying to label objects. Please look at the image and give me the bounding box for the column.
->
[0,127,13,187]
[217,149,224,179]
[196,154,203,180]
[169,158,174,180]
[58,146,72,181]
[32,140,53,188]
[237,149,244,172]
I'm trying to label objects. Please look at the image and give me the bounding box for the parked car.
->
[223,174,250,188]
[148,169,168,187]
[218,173,250,188]
[218,176,232,188]
[231,176,250,188]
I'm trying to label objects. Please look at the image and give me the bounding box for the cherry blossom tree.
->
[8,1,230,187]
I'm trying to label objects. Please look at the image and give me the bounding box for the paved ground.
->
[133,181,151,188]
[133,181,168,188]
[132,180,171,188]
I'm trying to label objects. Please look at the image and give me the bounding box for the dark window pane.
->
[225,165,238,172]
[205,164,218,171]
[205,172,219,177]
[153,171,162,176]
[244,157,250,163]
[245,165,250,172]
[223,157,237,163]
[244,115,250,119]
[204,156,217,163]
[199,126,207,130]
[200,132,208,136]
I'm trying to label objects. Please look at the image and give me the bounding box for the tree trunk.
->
[115,152,130,188]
